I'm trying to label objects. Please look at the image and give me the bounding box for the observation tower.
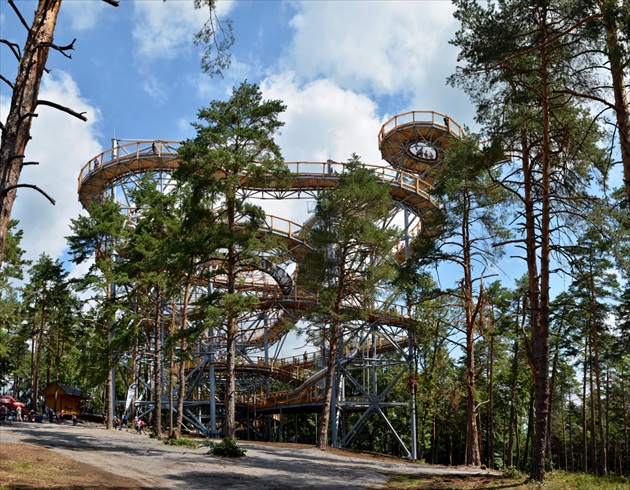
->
[77,111,461,457]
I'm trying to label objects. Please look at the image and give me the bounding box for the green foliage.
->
[207,437,246,457]
[164,437,200,449]
[502,466,521,478]
[193,0,234,77]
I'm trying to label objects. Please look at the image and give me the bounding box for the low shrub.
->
[207,437,246,458]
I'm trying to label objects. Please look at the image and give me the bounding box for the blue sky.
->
[1,0,475,280]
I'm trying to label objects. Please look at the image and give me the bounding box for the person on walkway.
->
[15,405,22,422]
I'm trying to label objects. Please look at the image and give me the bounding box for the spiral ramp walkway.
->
[78,111,459,456]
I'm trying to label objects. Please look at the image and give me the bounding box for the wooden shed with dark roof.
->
[42,383,90,414]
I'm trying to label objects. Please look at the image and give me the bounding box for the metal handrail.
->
[378,110,464,145]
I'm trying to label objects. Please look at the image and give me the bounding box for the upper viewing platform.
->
[379,110,462,181]
[78,140,181,209]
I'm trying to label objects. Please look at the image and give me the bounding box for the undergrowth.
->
[207,437,247,457]
[163,437,200,449]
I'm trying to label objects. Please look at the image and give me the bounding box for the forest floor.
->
[0,419,500,489]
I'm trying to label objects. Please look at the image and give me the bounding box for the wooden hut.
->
[42,383,90,414]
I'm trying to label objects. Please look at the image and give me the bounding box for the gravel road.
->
[0,421,494,489]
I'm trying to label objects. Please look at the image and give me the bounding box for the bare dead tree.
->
[0,0,119,268]
[0,0,233,268]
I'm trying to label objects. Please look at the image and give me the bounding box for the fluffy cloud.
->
[255,74,387,226]
[131,0,235,63]
[261,73,384,165]
[60,0,110,31]
[286,2,458,96]
[9,72,102,266]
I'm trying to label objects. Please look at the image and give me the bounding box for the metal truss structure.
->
[77,111,462,457]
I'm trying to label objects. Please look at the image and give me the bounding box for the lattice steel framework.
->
[77,111,460,456]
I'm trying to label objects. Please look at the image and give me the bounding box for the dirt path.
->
[0,421,495,489]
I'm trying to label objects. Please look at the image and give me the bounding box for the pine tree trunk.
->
[462,194,481,466]
[31,304,45,411]
[600,1,630,206]
[487,333,495,469]
[175,282,191,439]
[224,202,238,439]
[561,384,568,470]
[591,274,607,474]
[589,342,597,473]
[583,339,589,472]
[154,289,163,437]
[524,391,534,469]
[508,339,519,468]
[547,327,563,470]
[317,321,340,448]
[622,364,629,476]
[530,13,552,479]
[225,312,237,438]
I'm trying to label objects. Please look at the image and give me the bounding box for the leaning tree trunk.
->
[0,0,63,267]
[599,0,630,207]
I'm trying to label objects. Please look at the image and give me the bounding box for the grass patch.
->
[163,437,200,449]
[9,462,31,471]
[378,471,630,490]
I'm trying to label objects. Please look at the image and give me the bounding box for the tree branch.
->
[465,14,603,73]
[8,0,30,32]
[9,154,39,166]
[37,100,88,122]
[0,39,21,61]
[0,74,15,89]
[2,184,56,205]
[553,88,615,111]
[18,113,38,124]
[39,38,76,59]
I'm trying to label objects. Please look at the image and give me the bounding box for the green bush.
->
[502,466,520,478]
[207,437,246,458]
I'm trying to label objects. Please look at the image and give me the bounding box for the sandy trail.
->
[0,421,493,489]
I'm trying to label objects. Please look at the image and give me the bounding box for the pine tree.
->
[298,156,399,448]
[176,81,290,438]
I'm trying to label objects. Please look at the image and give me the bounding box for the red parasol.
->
[0,395,17,406]
[12,401,26,408]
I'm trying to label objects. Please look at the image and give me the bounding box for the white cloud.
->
[60,0,109,31]
[8,71,102,267]
[132,1,201,62]
[142,75,168,103]
[131,0,236,64]
[285,1,458,96]
[255,73,386,226]
[261,73,383,165]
